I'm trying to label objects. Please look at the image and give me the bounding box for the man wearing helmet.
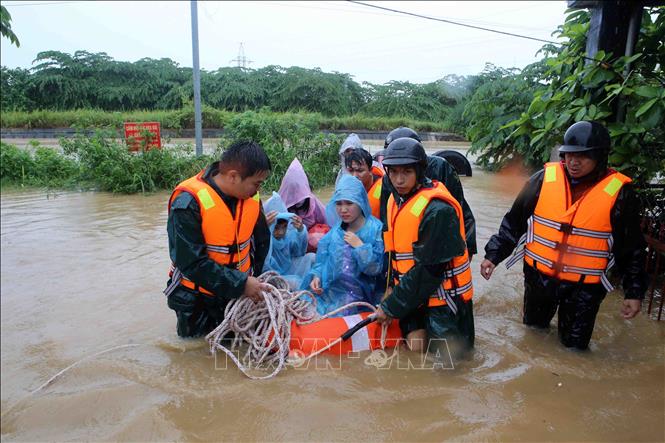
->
[378,127,477,256]
[480,121,647,350]
[374,137,475,355]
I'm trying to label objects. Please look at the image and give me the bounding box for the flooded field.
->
[1,157,663,441]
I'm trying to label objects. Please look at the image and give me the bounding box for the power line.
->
[342,1,614,69]
[236,2,555,64]
[248,0,551,33]
[346,1,562,46]
[324,33,514,64]
[246,0,408,18]
[3,1,78,6]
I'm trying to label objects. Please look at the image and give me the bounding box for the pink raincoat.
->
[278,158,329,251]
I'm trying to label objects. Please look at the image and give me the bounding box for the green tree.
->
[1,66,33,111]
[1,6,19,47]
[203,67,265,111]
[464,63,547,169]
[268,66,364,116]
[361,80,456,121]
[25,51,191,111]
[28,50,92,109]
[498,7,665,184]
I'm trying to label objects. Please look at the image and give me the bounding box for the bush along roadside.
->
[1,140,80,189]
[1,114,343,194]
[0,136,214,193]
[221,110,343,192]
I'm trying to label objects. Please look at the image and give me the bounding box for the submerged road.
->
[1,159,663,441]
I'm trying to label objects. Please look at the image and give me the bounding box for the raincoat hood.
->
[263,192,295,234]
[339,133,363,155]
[278,158,312,208]
[326,175,372,227]
[277,158,328,229]
[275,213,293,223]
[335,133,364,185]
[264,191,290,218]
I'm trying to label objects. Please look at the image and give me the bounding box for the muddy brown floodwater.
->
[1,161,663,442]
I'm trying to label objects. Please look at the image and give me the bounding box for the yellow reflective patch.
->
[197,188,215,210]
[545,165,557,183]
[603,177,623,197]
[252,192,260,201]
[410,196,429,217]
[372,182,382,199]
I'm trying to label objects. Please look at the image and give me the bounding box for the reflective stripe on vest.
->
[166,170,260,296]
[520,162,630,291]
[384,181,473,308]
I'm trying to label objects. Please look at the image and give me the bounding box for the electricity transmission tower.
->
[230,43,253,68]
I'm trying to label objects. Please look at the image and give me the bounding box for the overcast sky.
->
[0,1,569,84]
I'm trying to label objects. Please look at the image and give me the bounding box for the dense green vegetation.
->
[466,7,664,185]
[1,6,663,195]
[463,62,548,168]
[0,45,483,134]
[1,51,471,126]
[0,107,454,133]
[1,111,341,193]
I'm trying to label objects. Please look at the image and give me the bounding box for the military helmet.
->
[558,121,611,154]
[382,137,427,167]
[384,127,421,149]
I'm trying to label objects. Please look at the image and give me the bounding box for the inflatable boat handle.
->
[340,315,377,341]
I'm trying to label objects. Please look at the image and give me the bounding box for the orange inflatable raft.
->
[289,312,402,356]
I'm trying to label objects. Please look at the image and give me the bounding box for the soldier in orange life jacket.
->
[480,121,648,350]
[374,137,475,355]
[164,141,273,338]
[344,148,384,219]
[376,127,477,257]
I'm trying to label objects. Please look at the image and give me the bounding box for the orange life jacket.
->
[371,165,384,177]
[289,312,402,356]
[166,170,260,296]
[383,181,473,312]
[506,162,631,291]
[367,166,384,219]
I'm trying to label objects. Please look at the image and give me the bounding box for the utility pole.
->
[566,0,659,122]
[190,0,203,156]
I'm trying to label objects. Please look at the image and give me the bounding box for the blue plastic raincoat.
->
[262,192,313,289]
[302,175,384,316]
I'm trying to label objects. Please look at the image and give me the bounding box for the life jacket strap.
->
[393,252,414,261]
[206,238,251,254]
[164,266,183,297]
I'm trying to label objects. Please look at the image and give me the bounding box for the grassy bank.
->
[1,112,343,194]
[0,107,452,133]
[0,138,213,193]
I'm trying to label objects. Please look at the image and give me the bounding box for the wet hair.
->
[344,148,373,171]
[275,218,288,227]
[219,140,271,179]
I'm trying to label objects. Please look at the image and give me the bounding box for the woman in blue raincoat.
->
[302,175,384,317]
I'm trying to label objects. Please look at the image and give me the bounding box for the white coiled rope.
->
[2,273,385,418]
[205,272,388,380]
